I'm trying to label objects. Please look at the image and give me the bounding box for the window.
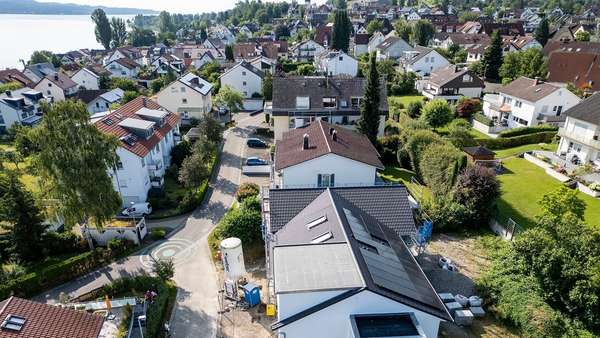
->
[296,96,310,109]
[0,115,4,124]
[242,71,246,76]
[424,56,429,62]
[318,173,335,187]
[515,100,522,108]
[351,97,362,108]
[47,90,51,95]
[502,97,512,105]
[2,315,26,331]
[116,159,123,170]
[180,87,186,92]
[339,56,343,61]
[322,97,337,108]
[96,102,100,108]
[462,74,472,82]
[182,98,188,104]
[243,81,247,86]
[512,116,528,125]
[553,106,563,115]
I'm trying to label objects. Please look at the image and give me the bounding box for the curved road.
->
[35,113,261,338]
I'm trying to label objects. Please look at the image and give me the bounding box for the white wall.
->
[111,147,151,206]
[407,50,450,76]
[85,219,148,245]
[220,65,263,99]
[105,62,139,79]
[280,153,378,188]
[34,78,66,101]
[277,290,442,338]
[274,116,385,141]
[156,82,212,120]
[88,97,111,114]
[277,290,346,318]
[71,69,99,90]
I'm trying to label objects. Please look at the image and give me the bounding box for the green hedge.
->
[498,125,558,138]
[476,131,556,150]
[474,113,493,127]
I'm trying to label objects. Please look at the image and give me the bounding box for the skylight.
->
[311,232,333,243]
[2,315,26,331]
[306,215,327,229]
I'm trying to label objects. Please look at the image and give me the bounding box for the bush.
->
[453,165,500,228]
[404,129,443,178]
[150,228,167,240]
[421,196,471,231]
[107,238,135,256]
[455,98,481,118]
[170,141,192,168]
[419,99,453,127]
[419,143,465,197]
[476,131,556,150]
[241,195,261,212]
[376,135,401,165]
[498,125,558,138]
[42,231,86,256]
[236,183,260,202]
[473,113,493,127]
[217,207,262,245]
[406,101,423,118]
[152,259,174,281]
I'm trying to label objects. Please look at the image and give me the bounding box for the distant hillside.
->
[0,0,158,15]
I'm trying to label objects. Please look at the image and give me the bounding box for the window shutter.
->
[330,174,335,187]
[317,174,322,187]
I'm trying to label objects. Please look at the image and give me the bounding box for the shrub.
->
[376,135,401,165]
[419,143,465,197]
[241,195,261,212]
[419,99,453,127]
[455,98,482,118]
[452,165,500,227]
[170,141,192,168]
[42,231,85,256]
[152,259,174,281]
[107,238,134,256]
[217,207,262,244]
[404,130,443,178]
[498,125,558,138]
[406,101,423,118]
[446,119,476,148]
[236,183,260,202]
[150,228,167,240]
[473,112,493,127]
[476,131,556,149]
[421,196,471,231]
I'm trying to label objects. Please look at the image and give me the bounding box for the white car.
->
[122,203,152,217]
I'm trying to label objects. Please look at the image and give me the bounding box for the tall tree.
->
[366,20,384,34]
[412,20,435,46]
[357,53,381,144]
[535,16,550,46]
[0,173,47,262]
[394,20,412,42]
[158,11,175,34]
[91,8,112,50]
[262,72,273,101]
[482,30,503,81]
[332,10,351,52]
[110,17,128,48]
[200,28,208,41]
[129,27,156,47]
[31,101,122,228]
[225,44,235,61]
[215,85,244,121]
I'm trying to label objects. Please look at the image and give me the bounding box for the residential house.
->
[0,297,106,338]
[0,88,46,132]
[501,35,542,51]
[150,54,185,76]
[400,46,450,77]
[249,55,277,74]
[482,77,581,128]
[266,186,452,338]
[353,33,370,56]
[77,88,125,114]
[104,47,144,66]
[556,93,600,165]
[375,36,414,61]
[156,73,213,120]
[290,40,326,62]
[458,21,482,34]
[269,76,388,140]
[551,24,587,42]
[273,120,383,188]
[94,97,180,206]
[23,62,56,83]
[0,69,32,87]
[367,31,385,53]
[219,61,265,111]
[70,64,111,90]
[33,73,78,102]
[419,65,484,103]
[314,50,359,76]
[315,24,333,48]
[547,52,600,92]
[104,58,141,79]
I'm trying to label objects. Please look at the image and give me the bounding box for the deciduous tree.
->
[412,20,435,46]
[419,99,453,127]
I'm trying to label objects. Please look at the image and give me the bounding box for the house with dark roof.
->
[547,51,600,93]
[400,46,450,77]
[482,77,581,129]
[219,61,265,111]
[273,120,383,188]
[78,88,125,114]
[94,97,180,206]
[375,36,414,61]
[419,65,484,104]
[556,93,600,167]
[33,73,78,102]
[0,297,105,338]
[0,69,33,87]
[353,33,370,56]
[265,186,451,338]
[23,62,57,83]
[268,76,388,140]
[0,88,46,133]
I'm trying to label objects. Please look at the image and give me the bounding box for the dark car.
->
[246,157,268,166]
[247,138,268,148]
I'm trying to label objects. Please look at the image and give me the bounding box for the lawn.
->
[493,142,558,159]
[388,95,425,108]
[497,157,600,229]
[379,166,431,201]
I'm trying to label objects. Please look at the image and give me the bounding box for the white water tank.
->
[220,237,246,280]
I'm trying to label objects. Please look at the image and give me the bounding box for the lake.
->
[0,14,135,69]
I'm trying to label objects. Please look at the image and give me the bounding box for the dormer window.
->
[296,96,310,109]
[323,97,337,108]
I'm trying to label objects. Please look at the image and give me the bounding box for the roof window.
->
[311,232,333,244]
[306,215,327,229]
[2,315,26,331]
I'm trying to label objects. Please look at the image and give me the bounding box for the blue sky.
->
[37,0,326,14]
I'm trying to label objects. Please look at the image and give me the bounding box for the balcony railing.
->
[147,160,163,171]
[558,128,600,149]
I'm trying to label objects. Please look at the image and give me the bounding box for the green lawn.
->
[379,166,431,201]
[497,158,600,229]
[493,142,558,159]
[388,95,425,108]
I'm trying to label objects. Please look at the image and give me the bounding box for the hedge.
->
[474,113,493,127]
[475,131,556,150]
[498,125,558,138]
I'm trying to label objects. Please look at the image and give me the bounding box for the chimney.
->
[142,97,147,107]
[5,90,11,97]
[329,127,334,135]
[54,74,59,81]
[455,65,460,72]
[332,130,338,142]
[303,133,309,150]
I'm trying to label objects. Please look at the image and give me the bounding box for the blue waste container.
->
[242,283,261,307]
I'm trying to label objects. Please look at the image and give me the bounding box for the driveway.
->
[34,113,263,338]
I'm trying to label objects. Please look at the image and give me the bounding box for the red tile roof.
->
[94,96,180,158]
[0,297,104,338]
[275,120,384,171]
[547,52,600,91]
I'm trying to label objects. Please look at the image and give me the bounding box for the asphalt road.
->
[34,113,262,338]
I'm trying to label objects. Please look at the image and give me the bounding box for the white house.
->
[33,73,78,102]
[219,61,265,111]
[482,77,581,128]
[419,65,484,104]
[70,65,111,90]
[290,40,326,62]
[273,120,384,188]
[375,36,414,61]
[86,88,125,114]
[353,33,370,56]
[104,58,141,79]
[95,97,180,206]
[0,88,46,132]
[156,73,213,120]
[367,31,385,53]
[266,186,452,338]
[556,93,600,166]
[314,50,359,76]
[400,46,450,77]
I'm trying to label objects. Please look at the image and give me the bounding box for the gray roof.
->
[221,61,265,79]
[564,92,600,125]
[271,76,388,115]
[428,65,484,89]
[403,46,435,65]
[25,62,56,79]
[179,73,213,96]
[0,88,45,109]
[499,76,559,102]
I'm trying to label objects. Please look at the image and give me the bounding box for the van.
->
[122,203,152,217]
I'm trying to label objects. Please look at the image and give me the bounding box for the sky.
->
[36,0,326,14]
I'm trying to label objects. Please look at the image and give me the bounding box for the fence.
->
[490,217,520,241]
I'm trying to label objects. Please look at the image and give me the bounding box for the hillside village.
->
[0,0,599,337]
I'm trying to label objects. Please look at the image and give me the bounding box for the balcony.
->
[150,176,165,188]
[147,160,163,171]
[558,128,600,149]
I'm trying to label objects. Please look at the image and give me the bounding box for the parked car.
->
[247,138,267,148]
[246,157,268,166]
[122,203,152,217]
